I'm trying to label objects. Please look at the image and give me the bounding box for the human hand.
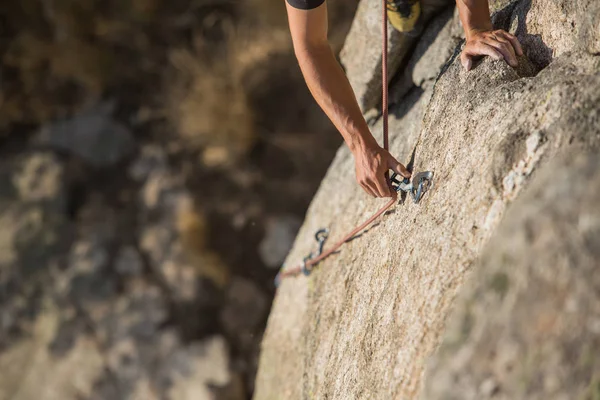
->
[461,29,523,71]
[353,143,410,198]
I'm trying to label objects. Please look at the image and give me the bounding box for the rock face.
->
[423,150,600,400]
[389,7,463,104]
[341,0,453,112]
[255,0,600,398]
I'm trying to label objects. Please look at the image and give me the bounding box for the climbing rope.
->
[275,0,433,286]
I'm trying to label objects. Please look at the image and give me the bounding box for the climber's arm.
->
[286,0,410,198]
[456,0,524,70]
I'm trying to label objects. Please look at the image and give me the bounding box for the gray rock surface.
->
[259,215,302,268]
[255,0,600,397]
[0,152,68,348]
[0,306,105,400]
[36,102,135,167]
[422,150,600,400]
[340,0,452,112]
[390,8,463,104]
[221,278,268,346]
[579,0,600,54]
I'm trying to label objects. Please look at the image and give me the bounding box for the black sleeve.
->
[286,0,325,10]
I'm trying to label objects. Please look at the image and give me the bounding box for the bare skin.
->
[457,0,523,70]
[286,0,522,198]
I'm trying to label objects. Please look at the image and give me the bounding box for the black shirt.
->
[286,0,325,10]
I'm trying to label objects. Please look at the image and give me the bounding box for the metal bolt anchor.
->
[390,170,434,204]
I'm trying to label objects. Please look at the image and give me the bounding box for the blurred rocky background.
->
[0,1,359,399]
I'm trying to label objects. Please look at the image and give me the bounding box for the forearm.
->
[295,44,377,153]
[456,0,493,39]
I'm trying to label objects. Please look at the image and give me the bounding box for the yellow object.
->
[387,0,421,33]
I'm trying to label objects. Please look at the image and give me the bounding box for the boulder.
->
[579,0,600,54]
[259,215,302,268]
[0,152,68,349]
[36,102,135,168]
[255,0,600,397]
[341,0,600,112]
[114,246,144,276]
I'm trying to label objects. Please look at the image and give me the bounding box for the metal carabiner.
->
[275,227,329,286]
[411,171,434,203]
[390,172,413,193]
[390,170,434,204]
[314,228,329,257]
[302,228,329,276]
[301,256,312,276]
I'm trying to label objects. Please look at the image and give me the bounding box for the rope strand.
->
[278,0,396,281]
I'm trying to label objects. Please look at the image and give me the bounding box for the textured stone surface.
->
[259,215,302,268]
[340,0,452,112]
[341,0,600,113]
[390,7,463,104]
[503,0,600,68]
[422,150,600,400]
[255,0,600,396]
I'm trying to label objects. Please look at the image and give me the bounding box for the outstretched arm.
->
[286,0,410,198]
[456,0,523,70]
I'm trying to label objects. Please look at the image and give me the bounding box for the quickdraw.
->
[390,170,434,203]
[275,228,329,287]
[301,228,329,276]
[274,170,433,287]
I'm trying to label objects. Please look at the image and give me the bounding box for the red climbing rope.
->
[276,0,397,282]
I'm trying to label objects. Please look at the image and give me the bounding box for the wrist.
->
[347,132,378,155]
[466,25,493,40]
